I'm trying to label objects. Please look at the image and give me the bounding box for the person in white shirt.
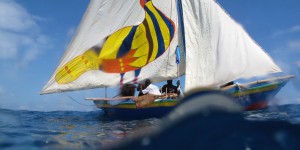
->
[142,79,161,95]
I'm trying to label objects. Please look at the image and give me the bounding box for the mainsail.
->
[181,0,281,91]
[41,0,281,94]
[41,0,184,94]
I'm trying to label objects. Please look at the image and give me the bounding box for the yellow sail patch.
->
[55,49,99,84]
[145,12,159,62]
[131,24,148,54]
[130,24,149,67]
[99,26,133,59]
[146,2,171,50]
[130,55,149,67]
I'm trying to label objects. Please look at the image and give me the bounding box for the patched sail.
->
[41,0,184,94]
[181,0,281,92]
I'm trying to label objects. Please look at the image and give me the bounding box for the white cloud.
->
[0,0,50,67]
[0,0,38,32]
[287,40,300,50]
[271,25,300,38]
[67,26,76,38]
[0,31,19,59]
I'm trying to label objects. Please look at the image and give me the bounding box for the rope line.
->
[61,92,94,107]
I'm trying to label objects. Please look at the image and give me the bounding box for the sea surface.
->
[1,104,300,149]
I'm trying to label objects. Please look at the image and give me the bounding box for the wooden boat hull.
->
[94,76,293,119]
[226,81,286,111]
[95,99,178,119]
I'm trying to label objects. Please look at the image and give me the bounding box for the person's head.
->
[167,80,172,85]
[145,79,151,87]
[120,84,136,96]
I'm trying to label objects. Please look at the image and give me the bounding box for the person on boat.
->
[220,81,248,91]
[137,83,146,96]
[161,80,177,94]
[120,83,136,97]
[142,79,161,95]
[108,83,136,105]
[176,80,184,98]
[133,79,161,108]
[220,81,234,88]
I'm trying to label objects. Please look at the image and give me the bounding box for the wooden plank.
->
[85,93,178,101]
[85,96,135,101]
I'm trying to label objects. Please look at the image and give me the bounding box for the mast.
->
[176,0,186,53]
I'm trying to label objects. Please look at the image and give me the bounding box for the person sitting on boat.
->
[220,81,235,88]
[161,80,177,94]
[220,81,248,91]
[142,79,161,96]
[108,83,136,105]
[133,79,162,108]
[137,83,146,96]
[120,83,136,97]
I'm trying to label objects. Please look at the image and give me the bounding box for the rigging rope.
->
[61,92,94,107]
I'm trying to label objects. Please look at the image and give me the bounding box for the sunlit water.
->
[1,104,300,149]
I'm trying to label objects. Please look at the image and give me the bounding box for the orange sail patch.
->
[102,50,138,73]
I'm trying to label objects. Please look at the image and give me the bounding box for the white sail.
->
[181,0,281,92]
[41,0,184,94]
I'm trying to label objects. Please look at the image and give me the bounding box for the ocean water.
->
[0,109,161,149]
[1,104,300,149]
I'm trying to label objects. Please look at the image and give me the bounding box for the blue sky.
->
[0,0,299,111]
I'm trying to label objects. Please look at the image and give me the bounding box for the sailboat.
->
[41,0,293,119]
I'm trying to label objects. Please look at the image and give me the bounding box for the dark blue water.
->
[1,104,300,149]
[0,109,161,149]
[244,104,300,124]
